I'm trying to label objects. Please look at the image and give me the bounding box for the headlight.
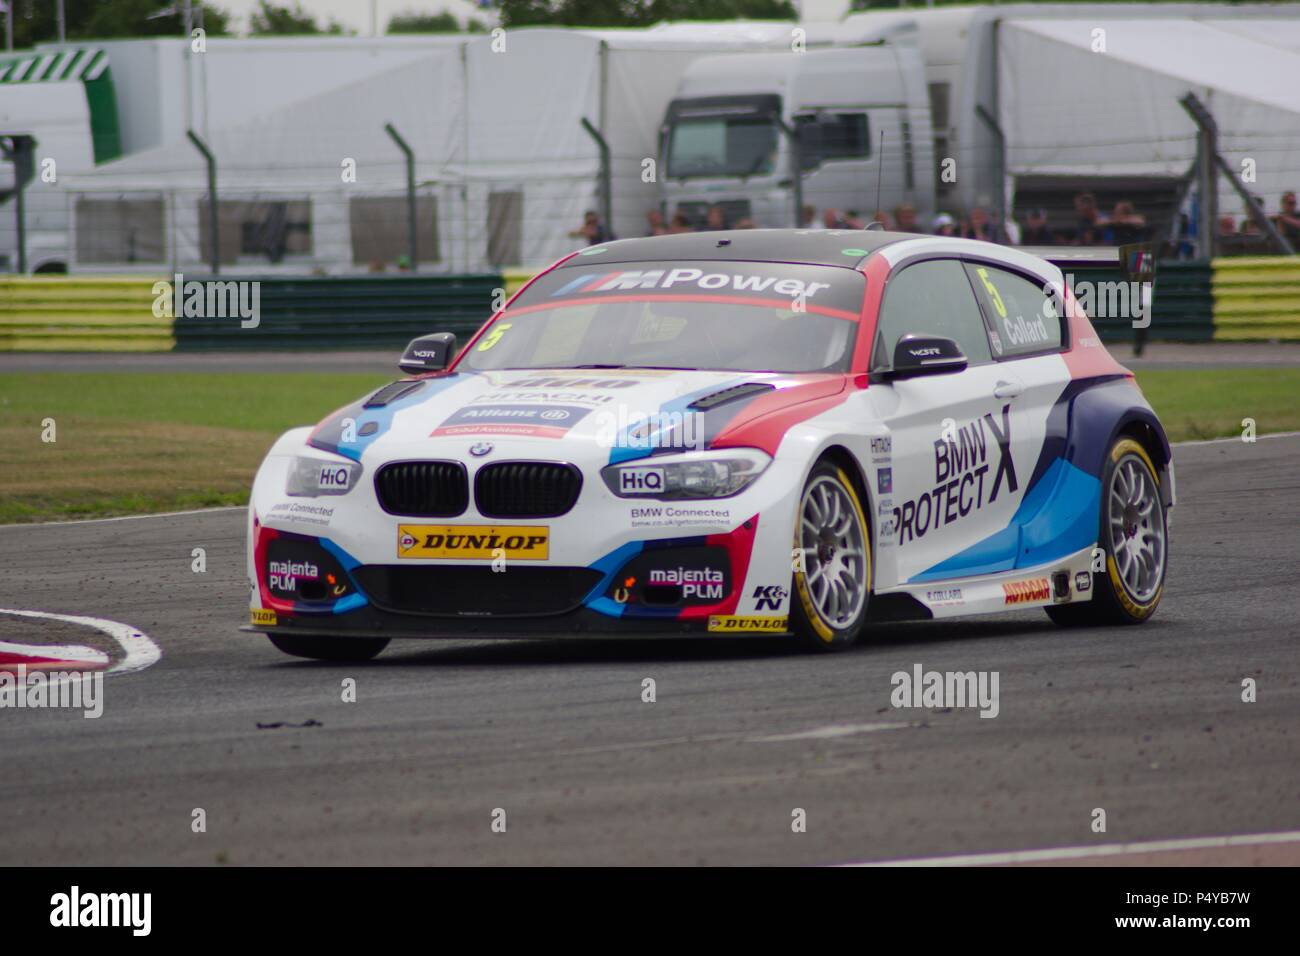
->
[285,455,363,497]
[602,449,770,500]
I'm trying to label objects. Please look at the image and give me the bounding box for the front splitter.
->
[242,604,792,641]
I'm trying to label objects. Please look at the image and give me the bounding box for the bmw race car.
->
[245,229,1173,660]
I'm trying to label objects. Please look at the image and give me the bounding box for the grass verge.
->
[0,372,387,523]
[0,368,1295,523]
[1133,369,1300,442]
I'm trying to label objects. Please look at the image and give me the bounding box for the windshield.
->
[666,116,779,179]
[460,261,863,374]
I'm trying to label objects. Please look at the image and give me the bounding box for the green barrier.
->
[12,260,1257,352]
[1066,260,1214,344]
[503,268,536,299]
[1213,257,1300,341]
[171,274,501,351]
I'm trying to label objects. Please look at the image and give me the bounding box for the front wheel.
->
[268,633,390,661]
[1047,436,1167,627]
[790,461,872,651]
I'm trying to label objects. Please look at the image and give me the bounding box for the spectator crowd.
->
[569,189,1300,253]
[1217,190,1300,248]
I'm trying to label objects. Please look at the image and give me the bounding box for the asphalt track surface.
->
[0,435,1296,866]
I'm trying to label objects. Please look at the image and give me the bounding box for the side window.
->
[964,263,1063,359]
[872,259,993,370]
[795,112,870,171]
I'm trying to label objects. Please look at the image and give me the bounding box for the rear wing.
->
[1021,243,1157,284]
[1023,243,1158,344]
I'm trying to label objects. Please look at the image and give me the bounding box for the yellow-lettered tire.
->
[790,461,872,651]
[1047,437,1167,627]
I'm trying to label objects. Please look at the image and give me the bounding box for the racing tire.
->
[1046,436,1167,628]
[790,460,872,652]
[268,633,390,661]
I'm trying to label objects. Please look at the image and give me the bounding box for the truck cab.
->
[0,157,69,273]
[659,38,934,230]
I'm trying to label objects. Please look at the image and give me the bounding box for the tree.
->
[388,11,461,34]
[247,1,345,36]
[499,0,797,29]
[3,1,232,48]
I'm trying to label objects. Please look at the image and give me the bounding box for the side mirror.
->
[399,332,458,376]
[889,334,967,379]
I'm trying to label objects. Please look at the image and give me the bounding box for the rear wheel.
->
[1047,436,1167,627]
[268,633,390,661]
[790,461,871,651]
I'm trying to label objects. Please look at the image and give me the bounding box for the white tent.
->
[62,47,468,272]
[999,17,1300,219]
[60,26,816,274]
[82,35,468,154]
[1200,17,1300,55]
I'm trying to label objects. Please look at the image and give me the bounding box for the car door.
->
[866,257,1031,588]
[961,260,1080,571]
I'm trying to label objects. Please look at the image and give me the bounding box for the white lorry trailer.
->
[658,29,934,229]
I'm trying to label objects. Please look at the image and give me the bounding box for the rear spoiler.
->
[1022,243,1157,284]
[1027,243,1158,346]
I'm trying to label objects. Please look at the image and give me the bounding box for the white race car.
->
[245,229,1173,660]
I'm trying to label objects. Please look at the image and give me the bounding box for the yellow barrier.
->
[1213,257,1300,341]
[502,268,536,299]
[0,276,173,351]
